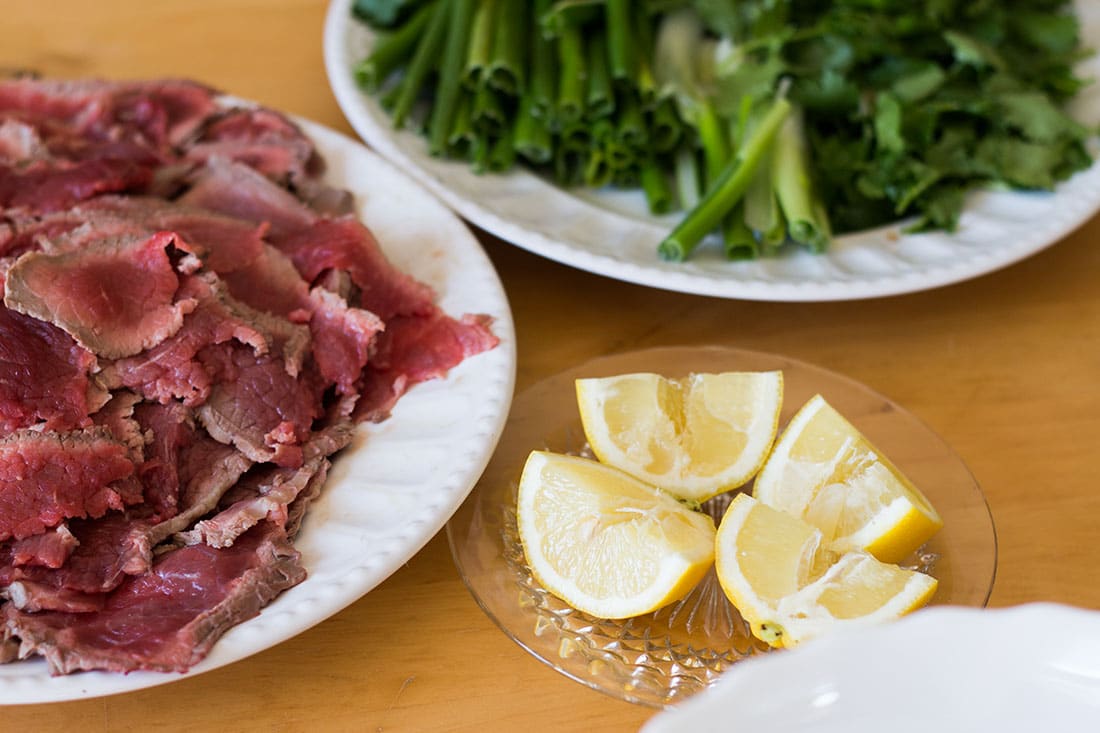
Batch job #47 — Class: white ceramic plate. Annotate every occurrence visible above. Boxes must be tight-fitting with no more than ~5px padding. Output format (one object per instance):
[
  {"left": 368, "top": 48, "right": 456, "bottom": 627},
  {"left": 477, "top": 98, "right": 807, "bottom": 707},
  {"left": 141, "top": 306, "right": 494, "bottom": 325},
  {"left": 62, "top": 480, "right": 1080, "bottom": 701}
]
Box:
[
  {"left": 641, "top": 603, "right": 1100, "bottom": 732},
  {"left": 324, "top": 0, "right": 1100, "bottom": 301},
  {"left": 0, "top": 117, "right": 516, "bottom": 704},
  {"left": 642, "top": 603, "right": 1100, "bottom": 726}
]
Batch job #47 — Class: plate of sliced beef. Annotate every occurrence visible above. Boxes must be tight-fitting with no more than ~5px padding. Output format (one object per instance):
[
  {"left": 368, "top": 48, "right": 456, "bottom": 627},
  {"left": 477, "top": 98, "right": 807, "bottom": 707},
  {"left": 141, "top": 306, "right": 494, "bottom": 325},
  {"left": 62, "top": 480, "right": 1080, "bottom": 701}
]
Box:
[{"left": 0, "top": 78, "right": 515, "bottom": 702}]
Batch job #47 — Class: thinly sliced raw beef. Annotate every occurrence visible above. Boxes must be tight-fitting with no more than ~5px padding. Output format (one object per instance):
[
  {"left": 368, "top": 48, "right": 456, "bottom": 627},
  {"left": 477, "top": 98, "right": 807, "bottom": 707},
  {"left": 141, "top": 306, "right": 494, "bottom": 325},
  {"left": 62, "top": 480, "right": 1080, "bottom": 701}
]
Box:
[
  {"left": 0, "top": 427, "right": 141, "bottom": 541},
  {"left": 196, "top": 343, "right": 325, "bottom": 467},
  {"left": 308, "top": 287, "right": 384, "bottom": 394},
  {"left": 4, "top": 231, "right": 195, "bottom": 359},
  {"left": 183, "top": 421, "right": 353, "bottom": 548},
  {"left": 133, "top": 434, "right": 253, "bottom": 553},
  {"left": 271, "top": 215, "right": 436, "bottom": 320},
  {"left": 91, "top": 391, "right": 146, "bottom": 460},
  {"left": 132, "top": 401, "right": 194, "bottom": 520},
  {"left": 0, "top": 78, "right": 217, "bottom": 149},
  {"left": 0, "top": 78, "right": 499, "bottom": 676},
  {"left": 0, "top": 206, "right": 151, "bottom": 258},
  {"left": 7, "top": 513, "right": 153, "bottom": 597},
  {"left": 77, "top": 196, "right": 269, "bottom": 274},
  {"left": 0, "top": 287, "right": 104, "bottom": 436},
  {"left": 185, "top": 107, "right": 317, "bottom": 182},
  {"left": 0, "top": 158, "right": 155, "bottom": 214},
  {"left": 4, "top": 522, "right": 305, "bottom": 674},
  {"left": 8, "top": 525, "right": 78, "bottom": 570},
  {"left": 357, "top": 312, "right": 498, "bottom": 421},
  {"left": 223, "top": 245, "right": 383, "bottom": 394},
  {"left": 101, "top": 272, "right": 308, "bottom": 405},
  {"left": 178, "top": 156, "right": 317, "bottom": 235}
]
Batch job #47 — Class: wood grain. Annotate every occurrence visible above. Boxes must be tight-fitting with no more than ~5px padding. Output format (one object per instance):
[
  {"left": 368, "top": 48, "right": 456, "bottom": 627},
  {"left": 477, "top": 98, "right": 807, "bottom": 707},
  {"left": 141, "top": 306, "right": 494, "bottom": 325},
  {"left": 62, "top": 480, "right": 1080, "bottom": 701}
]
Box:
[{"left": 5, "top": 1, "right": 1100, "bottom": 729}]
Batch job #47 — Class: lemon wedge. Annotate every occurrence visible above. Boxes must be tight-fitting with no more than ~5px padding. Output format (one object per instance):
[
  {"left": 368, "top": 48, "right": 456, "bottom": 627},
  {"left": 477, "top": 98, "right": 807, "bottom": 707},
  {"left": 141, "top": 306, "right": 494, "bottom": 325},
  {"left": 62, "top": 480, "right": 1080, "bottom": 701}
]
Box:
[
  {"left": 753, "top": 394, "right": 943, "bottom": 563},
  {"left": 715, "top": 494, "right": 938, "bottom": 648},
  {"left": 516, "top": 450, "right": 716, "bottom": 619},
  {"left": 575, "top": 371, "right": 783, "bottom": 501}
]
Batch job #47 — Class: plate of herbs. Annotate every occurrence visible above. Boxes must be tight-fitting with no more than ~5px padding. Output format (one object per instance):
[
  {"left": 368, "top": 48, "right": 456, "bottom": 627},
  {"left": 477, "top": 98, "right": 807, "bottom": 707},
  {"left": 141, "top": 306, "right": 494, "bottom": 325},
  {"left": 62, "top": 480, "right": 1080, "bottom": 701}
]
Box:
[{"left": 325, "top": 0, "right": 1100, "bottom": 300}]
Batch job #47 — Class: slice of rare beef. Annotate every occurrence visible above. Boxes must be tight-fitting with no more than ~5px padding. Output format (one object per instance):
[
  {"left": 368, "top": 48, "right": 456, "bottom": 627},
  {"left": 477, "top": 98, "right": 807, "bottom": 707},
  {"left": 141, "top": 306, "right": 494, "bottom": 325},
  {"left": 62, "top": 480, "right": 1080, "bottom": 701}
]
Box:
[
  {"left": 101, "top": 272, "right": 308, "bottom": 406},
  {"left": 0, "top": 78, "right": 218, "bottom": 150},
  {"left": 4, "top": 521, "right": 305, "bottom": 674},
  {"left": 178, "top": 156, "right": 317, "bottom": 236},
  {"left": 76, "top": 195, "right": 269, "bottom": 274},
  {"left": 196, "top": 343, "right": 325, "bottom": 468},
  {"left": 271, "top": 215, "right": 436, "bottom": 320},
  {"left": 0, "top": 427, "right": 141, "bottom": 541},
  {"left": 222, "top": 244, "right": 383, "bottom": 395},
  {"left": 184, "top": 107, "right": 318, "bottom": 182},
  {"left": 356, "top": 311, "right": 499, "bottom": 422},
  {"left": 307, "top": 287, "right": 384, "bottom": 395},
  {"left": 0, "top": 158, "right": 156, "bottom": 215},
  {"left": 132, "top": 400, "right": 195, "bottom": 521},
  {"left": 139, "top": 432, "right": 254, "bottom": 550},
  {"left": 3, "top": 231, "right": 196, "bottom": 359},
  {"left": 182, "top": 420, "right": 353, "bottom": 548},
  {"left": 8, "top": 524, "right": 79, "bottom": 570},
  {"left": 6, "top": 513, "right": 153, "bottom": 598},
  {"left": 0, "top": 281, "right": 104, "bottom": 436}
]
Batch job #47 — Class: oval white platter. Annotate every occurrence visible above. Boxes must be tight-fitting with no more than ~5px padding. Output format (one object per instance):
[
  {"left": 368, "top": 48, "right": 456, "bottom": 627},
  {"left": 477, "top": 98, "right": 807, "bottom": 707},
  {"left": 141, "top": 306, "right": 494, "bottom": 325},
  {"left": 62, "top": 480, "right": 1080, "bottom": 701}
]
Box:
[
  {"left": 0, "top": 117, "right": 516, "bottom": 704},
  {"left": 324, "top": 0, "right": 1100, "bottom": 301}
]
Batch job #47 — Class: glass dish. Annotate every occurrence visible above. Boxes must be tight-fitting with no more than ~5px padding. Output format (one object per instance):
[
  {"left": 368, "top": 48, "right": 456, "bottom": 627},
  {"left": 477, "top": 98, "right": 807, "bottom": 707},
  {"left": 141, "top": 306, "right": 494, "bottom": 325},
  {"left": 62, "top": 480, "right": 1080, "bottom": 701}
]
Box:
[{"left": 447, "top": 346, "right": 996, "bottom": 709}]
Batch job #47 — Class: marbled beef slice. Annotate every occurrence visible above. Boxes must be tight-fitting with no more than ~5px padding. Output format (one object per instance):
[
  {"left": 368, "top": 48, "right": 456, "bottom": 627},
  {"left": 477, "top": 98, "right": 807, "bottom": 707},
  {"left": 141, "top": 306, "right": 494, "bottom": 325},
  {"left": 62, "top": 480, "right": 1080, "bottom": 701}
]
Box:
[
  {"left": 3, "top": 231, "right": 196, "bottom": 359},
  {"left": 4, "top": 522, "right": 306, "bottom": 674}
]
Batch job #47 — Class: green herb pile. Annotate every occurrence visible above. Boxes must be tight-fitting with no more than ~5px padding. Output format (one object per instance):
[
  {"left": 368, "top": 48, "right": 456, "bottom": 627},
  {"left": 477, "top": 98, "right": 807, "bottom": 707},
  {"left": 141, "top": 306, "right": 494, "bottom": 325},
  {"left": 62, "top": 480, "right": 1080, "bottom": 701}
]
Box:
[{"left": 353, "top": 0, "right": 1094, "bottom": 261}]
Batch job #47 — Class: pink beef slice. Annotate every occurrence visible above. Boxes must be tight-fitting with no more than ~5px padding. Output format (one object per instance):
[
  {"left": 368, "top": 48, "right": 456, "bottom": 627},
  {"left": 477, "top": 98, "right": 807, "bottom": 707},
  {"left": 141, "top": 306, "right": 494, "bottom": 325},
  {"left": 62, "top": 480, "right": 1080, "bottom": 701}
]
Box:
[
  {"left": 196, "top": 342, "right": 325, "bottom": 468},
  {"left": 272, "top": 215, "right": 435, "bottom": 320},
  {"left": 75, "top": 196, "right": 269, "bottom": 274},
  {"left": 0, "top": 214, "right": 85, "bottom": 259},
  {"left": 0, "top": 427, "right": 141, "bottom": 541},
  {"left": 183, "top": 421, "right": 353, "bottom": 548},
  {"left": 90, "top": 391, "right": 146, "bottom": 461},
  {"left": 8, "top": 524, "right": 79, "bottom": 570},
  {"left": 0, "top": 157, "right": 155, "bottom": 214},
  {"left": 308, "top": 287, "right": 384, "bottom": 395},
  {"left": 132, "top": 401, "right": 195, "bottom": 520},
  {"left": 3, "top": 521, "right": 306, "bottom": 674},
  {"left": 222, "top": 244, "right": 383, "bottom": 395},
  {"left": 221, "top": 242, "right": 311, "bottom": 317},
  {"left": 0, "top": 78, "right": 217, "bottom": 150},
  {"left": 5, "top": 513, "right": 153, "bottom": 600},
  {"left": 0, "top": 206, "right": 153, "bottom": 259},
  {"left": 3, "top": 230, "right": 196, "bottom": 359},
  {"left": 30, "top": 435, "right": 257, "bottom": 605},
  {"left": 357, "top": 311, "right": 499, "bottom": 422},
  {"left": 0, "top": 286, "right": 103, "bottom": 436},
  {"left": 137, "top": 433, "right": 253, "bottom": 549},
  {"left": 184, "top": 107, "right": 318, "bottom": 182},
  {"left": 0, "top": 197, "right": 267, "bottom": 272},
  {"left": 177, "top": 159, "right": 435, "bottom": 320},
  {"left": 178, "top": 156, "right": 318, "bottom": 236},
  {"left": 101, "top": 272, "right": 308, "bottom": 406}
]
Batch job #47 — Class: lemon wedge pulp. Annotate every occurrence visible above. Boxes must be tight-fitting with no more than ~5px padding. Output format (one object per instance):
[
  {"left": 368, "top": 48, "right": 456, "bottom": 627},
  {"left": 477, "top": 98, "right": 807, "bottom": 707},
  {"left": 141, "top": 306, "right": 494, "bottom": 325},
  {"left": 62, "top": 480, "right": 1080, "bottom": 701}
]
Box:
[
  {"left": 753, "top": 394, "right": 943, "bottom": 563},
  {"left": 575, "top": 371, "right": 783, "bottom": 501},
  {"left": 715, "top": 494, "right": 938, "bottom": 647},
  {"left": 516, "top": 451, "right": 716, "bottom": 620}
]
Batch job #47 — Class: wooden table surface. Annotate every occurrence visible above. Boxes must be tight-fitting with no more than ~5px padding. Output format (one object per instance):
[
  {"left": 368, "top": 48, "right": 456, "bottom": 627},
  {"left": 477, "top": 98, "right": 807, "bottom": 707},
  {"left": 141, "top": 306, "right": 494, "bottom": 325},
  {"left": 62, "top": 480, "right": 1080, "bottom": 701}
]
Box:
[{"left": 6, "top": 1, "right": 1100, "bottom": 730}]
